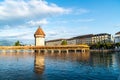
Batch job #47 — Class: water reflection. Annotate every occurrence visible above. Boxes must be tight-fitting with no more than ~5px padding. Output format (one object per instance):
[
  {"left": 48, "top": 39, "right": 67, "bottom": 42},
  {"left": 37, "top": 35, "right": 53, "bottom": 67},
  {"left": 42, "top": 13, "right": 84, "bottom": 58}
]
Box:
[
  {"left": 34, "top": 53, "right": 45, "bottom": 74},
  {"left": 45, "top": 52, "right": 90, "bottom": 62},
  {"left": 90, "top": 52, "right": 120, "bottom": 68},
  {"left": 33, "top": 52, "right": 120, "bottom": 68},
  {"left": 0, "top": 51, "right": 120, "bottom": 80}
]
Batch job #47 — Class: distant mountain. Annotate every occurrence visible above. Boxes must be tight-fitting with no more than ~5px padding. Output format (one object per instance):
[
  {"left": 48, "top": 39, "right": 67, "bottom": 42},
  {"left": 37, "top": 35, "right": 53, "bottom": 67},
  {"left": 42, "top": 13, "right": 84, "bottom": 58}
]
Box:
[
  {"left": 0, "top": 39, "right": 34, "bottom": 46},
  {"left": 0, "top": 40, "right": 14, "bottom": 46}
]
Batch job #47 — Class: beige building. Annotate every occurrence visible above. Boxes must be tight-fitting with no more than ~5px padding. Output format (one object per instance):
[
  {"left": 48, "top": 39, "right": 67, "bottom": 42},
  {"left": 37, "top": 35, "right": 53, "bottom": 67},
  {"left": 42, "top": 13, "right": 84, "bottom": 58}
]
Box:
[
  {"left": 66, "top": 34, "right": 93, "bottom": 45},
  {"left": 46, "top": 39, "right": 65, "bottom": 46},
  {"left": 34, "top": 27, "right": 45, "bottom": 46},
  {"left": 46, "top": 33, "right": 112, "bottom": 46},
  {"left": 46, "top": 34, "right": 93, "bottom": 46},
  {"left": 92, "top": 33, "right": 111, "bottom": 44},
  {"left": 74, "top": 34, "right": 93, "bottom": 45},
  {"left": 67, "top": 38, "right": 76, "bottom": 45},
  {"left": 46, "top": 38, "right": 77, "bottom": 46}
]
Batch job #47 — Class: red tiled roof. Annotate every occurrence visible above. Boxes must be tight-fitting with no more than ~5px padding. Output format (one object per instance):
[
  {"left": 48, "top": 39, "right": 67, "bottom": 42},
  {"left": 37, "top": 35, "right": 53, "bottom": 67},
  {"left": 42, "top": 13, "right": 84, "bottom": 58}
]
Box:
[{"left": 34, "top": 27, "right": 45, "bottom": 36}]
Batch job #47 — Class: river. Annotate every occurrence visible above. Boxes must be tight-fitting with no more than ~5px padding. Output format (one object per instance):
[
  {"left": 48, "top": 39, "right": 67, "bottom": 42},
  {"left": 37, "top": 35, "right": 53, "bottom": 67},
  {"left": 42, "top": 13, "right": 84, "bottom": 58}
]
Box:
[{"left": 0, "top": 51, "right": 120, "bottom": 80}]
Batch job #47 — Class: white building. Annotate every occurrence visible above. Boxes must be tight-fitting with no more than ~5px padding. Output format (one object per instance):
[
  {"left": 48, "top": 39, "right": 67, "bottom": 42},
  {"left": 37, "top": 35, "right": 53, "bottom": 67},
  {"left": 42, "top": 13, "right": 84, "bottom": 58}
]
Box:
[
  {"left": 92, "top": 33, "right": 111, "bottom": 44},
  {"left": 34, "top": 27, "right": 45, "bottom": 46},
  {"left": 115, "top": 32, "right": 120, "bottom": 43}
]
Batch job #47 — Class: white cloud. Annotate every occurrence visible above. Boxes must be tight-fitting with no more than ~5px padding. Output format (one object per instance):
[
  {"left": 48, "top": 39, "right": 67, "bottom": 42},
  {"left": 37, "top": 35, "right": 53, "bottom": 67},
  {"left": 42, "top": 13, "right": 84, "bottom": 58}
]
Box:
[
  {"left": 0, "top": 25, "right": 34, "bottom": 39},
  {"left": 0, "top": 0, "right": 71, "bottom": 21},
  {"left": 27, "top": 19, "right": 48, "bottom": 26},
  {"left": 0, "top": 0, "right": 92, "bottom": 43}
]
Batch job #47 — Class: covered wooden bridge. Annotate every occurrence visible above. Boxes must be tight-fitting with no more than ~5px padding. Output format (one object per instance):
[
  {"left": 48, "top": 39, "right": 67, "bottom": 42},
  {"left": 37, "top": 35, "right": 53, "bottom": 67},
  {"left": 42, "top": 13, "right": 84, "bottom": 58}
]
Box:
[{"left": 0, "top": 45, "right": 89, "bottom": 53}]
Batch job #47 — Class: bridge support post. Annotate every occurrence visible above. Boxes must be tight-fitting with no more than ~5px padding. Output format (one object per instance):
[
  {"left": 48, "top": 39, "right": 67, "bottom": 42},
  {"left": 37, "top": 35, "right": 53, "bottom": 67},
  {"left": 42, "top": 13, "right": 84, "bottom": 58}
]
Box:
[
  {"left": 10, "top": 50, "right": 13, "bottom": 53},
  {"left": 58, "top": 50, "right": 60, "bottom": 53},
  {"left": 75, "top": 49, "right": 76, "bottom": 53},
  {"left": 2, "top": 50, "right": 6, "bottom": 53},
  {"left": 44, "top": 50, "right": 46, "bottom": 53},
  {"left": 17, "top": 50, "right": 20, "bottom": 53},
  {"left": 66, "top": 49, "right": 69, "bottom": 54},
  {"left": 51, "top": 50, "right": 54, "bottom": 53},
  {"left": 35, "top": 50, "right": 40, "bottom": 53},
  {"left": 82, "top": 49, "right": 85, "bottom": 53},
  {"left": 32, "top": 50, "right": 34, "bottom": 53}
]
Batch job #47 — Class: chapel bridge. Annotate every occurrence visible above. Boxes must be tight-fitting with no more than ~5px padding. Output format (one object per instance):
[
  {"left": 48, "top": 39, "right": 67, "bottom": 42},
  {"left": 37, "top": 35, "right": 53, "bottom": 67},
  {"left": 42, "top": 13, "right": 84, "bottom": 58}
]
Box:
[{"left": 0, "top": 45, "right": 89, "bottom": 53}]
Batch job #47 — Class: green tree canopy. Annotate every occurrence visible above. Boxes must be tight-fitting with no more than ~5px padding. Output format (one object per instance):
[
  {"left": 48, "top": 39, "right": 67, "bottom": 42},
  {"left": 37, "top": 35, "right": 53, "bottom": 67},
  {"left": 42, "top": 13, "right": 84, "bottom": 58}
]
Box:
[
  {"left": 61, "top": 40, "right": 67, "bottom": 45},
  {"left": 115, "top": 42, "right": 120, "bottom": 47},
  {"left": 90, "top": 42, "right": 115, "bottom": 49},
  {"left": 14, "top": 40, "right": 21, "bottom": 46}
]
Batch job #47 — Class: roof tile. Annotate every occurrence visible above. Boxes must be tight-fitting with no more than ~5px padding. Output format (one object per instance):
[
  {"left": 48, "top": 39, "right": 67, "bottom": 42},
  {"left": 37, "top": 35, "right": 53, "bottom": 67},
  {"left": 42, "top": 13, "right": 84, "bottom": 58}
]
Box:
[{"left": 34, "top": 27, "right": 45, "bottom": 36}]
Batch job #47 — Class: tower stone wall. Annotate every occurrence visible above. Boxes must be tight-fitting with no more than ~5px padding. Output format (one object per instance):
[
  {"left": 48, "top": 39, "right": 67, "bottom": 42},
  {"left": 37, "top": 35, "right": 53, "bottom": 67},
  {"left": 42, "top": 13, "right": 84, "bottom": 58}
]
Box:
[{"left": 34, "top": 27, "right": 45, "bottom": 46}]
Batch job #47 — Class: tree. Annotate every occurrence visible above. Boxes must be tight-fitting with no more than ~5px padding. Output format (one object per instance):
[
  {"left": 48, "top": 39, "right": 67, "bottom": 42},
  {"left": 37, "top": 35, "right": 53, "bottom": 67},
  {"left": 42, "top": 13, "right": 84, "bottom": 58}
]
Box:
[
  {"left": 90, "top": 41, "right": 115, "bottom": 49},
  {"left": 115, "top": 42, "right": 120, "bottom": 47},
  {"left": 14, "top": 40, "right": 21, "bottom": 46},
  {"left": 61, "top": 40, "right": 67, "bottom": 45}
]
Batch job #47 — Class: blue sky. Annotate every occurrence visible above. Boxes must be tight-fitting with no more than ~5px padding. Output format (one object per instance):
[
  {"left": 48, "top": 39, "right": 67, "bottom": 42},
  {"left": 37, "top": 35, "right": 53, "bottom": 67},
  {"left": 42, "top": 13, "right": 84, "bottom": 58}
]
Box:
[{"left": 0, "top": 0, "right": 120, "bottom": 44}]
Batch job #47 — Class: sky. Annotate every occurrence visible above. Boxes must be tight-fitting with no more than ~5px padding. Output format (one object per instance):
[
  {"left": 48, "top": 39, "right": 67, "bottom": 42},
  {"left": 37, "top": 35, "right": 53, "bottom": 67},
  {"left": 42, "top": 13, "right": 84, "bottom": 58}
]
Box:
[{"left": 0, "top": 0, "right": 120, "bottom": 44}]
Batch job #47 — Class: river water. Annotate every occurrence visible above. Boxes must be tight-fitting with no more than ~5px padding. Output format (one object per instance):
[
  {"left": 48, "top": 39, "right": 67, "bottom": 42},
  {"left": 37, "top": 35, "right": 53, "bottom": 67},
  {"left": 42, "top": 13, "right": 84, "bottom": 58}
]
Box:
[{"left": 0, "top": 51, "right": 120, "bottom": 80}]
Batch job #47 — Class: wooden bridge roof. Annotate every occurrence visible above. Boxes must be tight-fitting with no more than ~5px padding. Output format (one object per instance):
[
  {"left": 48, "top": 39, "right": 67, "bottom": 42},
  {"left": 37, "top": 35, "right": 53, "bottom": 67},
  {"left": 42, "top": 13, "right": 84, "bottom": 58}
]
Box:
[{"left": 0, "top": 45, "right": 89, "bottom": 50}]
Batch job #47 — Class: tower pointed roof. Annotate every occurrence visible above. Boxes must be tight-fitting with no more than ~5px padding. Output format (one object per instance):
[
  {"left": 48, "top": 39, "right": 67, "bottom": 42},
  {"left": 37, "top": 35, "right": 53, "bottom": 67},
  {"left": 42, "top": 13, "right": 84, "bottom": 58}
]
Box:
[{"left": 34, "top": 26, "right": 45, "bottom": 36}]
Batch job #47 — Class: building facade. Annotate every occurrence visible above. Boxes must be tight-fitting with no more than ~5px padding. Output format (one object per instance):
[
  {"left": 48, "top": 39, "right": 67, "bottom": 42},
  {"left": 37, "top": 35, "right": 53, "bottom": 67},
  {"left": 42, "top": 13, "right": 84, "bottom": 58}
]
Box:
[
  {"left": 92, "top": 33, "right": 111, "bottom": 44},
  {"left": 46, "top": 33, "right": 112, "bottom": 46},
  {"left": 34, "top": 27, "right": 45, "bottom": 46},
  {"left": 46, "top": 39, "right": 65, "bottom": 46},
  {"left": 67, "top": 38, "right": 77, "bottom": 45},
  {"left": 115, "top": 32, "right": 120, "bottom": 43},
  {"left": 74, "top": 34, "right": 93, "bottom": 45}
]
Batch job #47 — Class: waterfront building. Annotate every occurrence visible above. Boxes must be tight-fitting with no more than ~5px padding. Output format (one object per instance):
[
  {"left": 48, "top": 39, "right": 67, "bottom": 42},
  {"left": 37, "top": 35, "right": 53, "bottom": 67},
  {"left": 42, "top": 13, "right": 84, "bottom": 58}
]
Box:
[
  {"left": 46, "top": 39, "right": 65, "bottom": 46},
  {"left": 34, "top": 27, "right": 45, "bottom": 46},
  {"left": 115, "top": 31, "right": 120, "bottom": 43},
  {"left": 73, "top": 34, "right": 93, "bottom": 45},
  {"left": 46, "top": 34, "right": 93, "bottom": 46},
  {"left": 67, "top": 38, "right": 77, "bottom": 45},
  {"left": 46, "top": 33, "right": 112, "bottom": 46},
  {"left": 92, "top": 33, "right": 111, "bottom": 44}
]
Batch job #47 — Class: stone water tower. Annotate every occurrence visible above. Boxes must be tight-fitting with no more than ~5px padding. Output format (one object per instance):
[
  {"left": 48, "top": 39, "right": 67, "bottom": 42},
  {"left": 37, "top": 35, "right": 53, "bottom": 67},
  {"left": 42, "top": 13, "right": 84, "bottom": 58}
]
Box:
[{"left": 34, "top": 27, "right": 45, "bottom": 46}]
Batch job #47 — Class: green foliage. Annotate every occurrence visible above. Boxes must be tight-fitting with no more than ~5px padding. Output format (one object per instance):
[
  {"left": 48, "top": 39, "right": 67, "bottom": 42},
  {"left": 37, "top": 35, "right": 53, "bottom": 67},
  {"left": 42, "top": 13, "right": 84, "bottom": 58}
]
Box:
[
  {"left": 14, "top": 40, "right": 21, "bottom": 46},
  {"left": 115, "top": 42, "right": 120, "bottom": 47},
  {"left": 90, "top": 42, "right": 115, "bottom": 49},
  {"left": 61, "top": 40, "right": 67, "bottom": 45}
]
